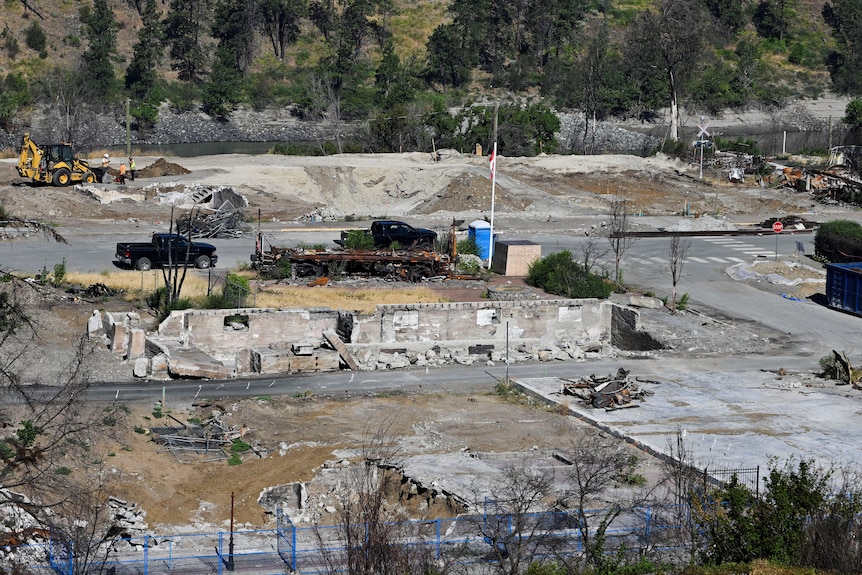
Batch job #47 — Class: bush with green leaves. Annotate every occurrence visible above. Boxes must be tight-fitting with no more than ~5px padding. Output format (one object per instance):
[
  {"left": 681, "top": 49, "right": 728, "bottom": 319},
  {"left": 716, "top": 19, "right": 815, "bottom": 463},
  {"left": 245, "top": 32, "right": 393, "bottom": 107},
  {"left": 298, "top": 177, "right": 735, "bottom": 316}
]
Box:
[
  {"left": 24, "top": 21, "right": 47, "bottom": 55},
  {"left": 341, "top": 229, "right": 375, "bottom": 250},
  {"left": 714, "top": 136, "right": 761, "bottom": 155},
  {"left": 844, "top": 97, "right": 862, "bottom": 129},
  {"left": 52, "top": 258, "right": 66, "bottom": 287},
  {"left": 147, "top": 286, "right": 195, "bottom": 322},
  {"left": 527, "top": 250, "right": 613, "bottom": 299},
  {"left": 693, "top": 457, "right": 862, "bottom": 570},
  {"left": 457, "top": 236, "right": 481, "bottom": 256},
  {"left": 223, "top": 273, "right": 250, "bottom": 307},
  {"left": 814, "top": 219, "right": 862, "bottom": 263}
]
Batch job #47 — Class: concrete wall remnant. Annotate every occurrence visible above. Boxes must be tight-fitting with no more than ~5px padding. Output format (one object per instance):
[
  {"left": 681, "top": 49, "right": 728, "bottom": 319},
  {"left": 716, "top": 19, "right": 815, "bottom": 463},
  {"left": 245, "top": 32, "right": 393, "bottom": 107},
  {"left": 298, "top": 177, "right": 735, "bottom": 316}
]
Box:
[{"left": 106, "top": 298, "right": 651, "bottom": 380}]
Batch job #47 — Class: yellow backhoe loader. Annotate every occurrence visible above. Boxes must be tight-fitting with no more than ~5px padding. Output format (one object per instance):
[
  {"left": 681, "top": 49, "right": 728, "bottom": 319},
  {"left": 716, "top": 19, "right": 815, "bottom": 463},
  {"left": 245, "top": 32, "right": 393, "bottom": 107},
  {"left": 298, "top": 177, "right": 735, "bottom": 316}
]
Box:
[{"left": 16, "top": 133, "right": 102, "bottom": 186}]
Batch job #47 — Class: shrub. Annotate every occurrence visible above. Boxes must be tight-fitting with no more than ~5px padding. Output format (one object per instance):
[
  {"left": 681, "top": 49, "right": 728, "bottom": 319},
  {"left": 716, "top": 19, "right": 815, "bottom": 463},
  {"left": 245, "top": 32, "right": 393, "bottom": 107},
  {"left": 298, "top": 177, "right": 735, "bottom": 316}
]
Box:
[
  {"left": 231, "top": 439, "right": 251, "bottom": 453},
  {"left": 527, "top": 250, "right": 613, "bottom": 299},
  {"left": 147, "top": 286, "right": 195, "bottom": 322},
  {"left": 342, "top": 229, "right": 375, "bottom": 250},
  {"left": 24, "top": 22, "right": 46, "bottom": 54},
  {"left": 714, "top": 136, "right": 761, "bottom": 155},
  {"left": 457, "top": 236, "right": 481, "bottom": 256},
  {"left": 814, "top": 219, "right": 862, "bottom": 263},
  {"left": 223, "top": 273, "right": 250, "bottom": 307},
  {"left": 843, "top": 97, "right": 862, "bottom": 129},
  {"left": 52, "top": 258, "right": 66, "bottom": 287}
]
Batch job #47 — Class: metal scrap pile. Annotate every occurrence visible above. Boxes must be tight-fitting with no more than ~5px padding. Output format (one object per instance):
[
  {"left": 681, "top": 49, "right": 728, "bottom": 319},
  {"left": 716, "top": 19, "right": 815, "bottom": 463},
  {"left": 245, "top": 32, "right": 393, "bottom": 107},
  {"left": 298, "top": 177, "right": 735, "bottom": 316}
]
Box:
[
  {"left": 150, "top": 410, "right": 251, "bottom": 463},
  {"left": 560, "top": 367, "right": 656, "bottom": 410},
  {"left": 771, "top": 147, "right": 862, "bottom": 207},
  {"left": 177, "top": 202, "right": 252, "bottom": 238}
]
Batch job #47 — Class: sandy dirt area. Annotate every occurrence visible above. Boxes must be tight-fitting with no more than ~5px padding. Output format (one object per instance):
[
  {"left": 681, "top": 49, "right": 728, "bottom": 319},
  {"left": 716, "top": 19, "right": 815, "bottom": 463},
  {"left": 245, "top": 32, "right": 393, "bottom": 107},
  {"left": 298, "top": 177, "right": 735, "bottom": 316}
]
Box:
[
  {"left": 0, "top": 147, "right": 850, "bottom": 535},
  {"left": 0, "top": 150, "right": 833, "bottom": 227},
  {"left": 105, "top": 392, "right": 597, "bottom": 531}
]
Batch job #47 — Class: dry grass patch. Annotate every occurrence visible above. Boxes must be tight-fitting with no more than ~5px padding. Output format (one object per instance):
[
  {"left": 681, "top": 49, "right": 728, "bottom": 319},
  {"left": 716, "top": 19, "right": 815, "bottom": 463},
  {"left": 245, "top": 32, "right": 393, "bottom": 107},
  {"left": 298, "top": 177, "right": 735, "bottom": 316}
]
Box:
[
  {"left": 66, "top": 271, "right": 449, "bottom": 312},
  {"left": 66, "top": 271, "right": 213, "bottom": 302},
  {"left": 255, "top": 285, "right": 449, "bottom": 313}
]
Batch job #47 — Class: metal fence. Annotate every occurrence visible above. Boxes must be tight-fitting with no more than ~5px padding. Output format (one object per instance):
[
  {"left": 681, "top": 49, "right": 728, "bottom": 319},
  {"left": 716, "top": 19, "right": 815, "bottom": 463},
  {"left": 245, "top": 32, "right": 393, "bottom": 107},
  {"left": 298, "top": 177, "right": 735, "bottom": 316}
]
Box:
[
  {"left": 274, "top": 503, "right": 689, "bottom": 574},
  {"left": 707, "top": 465, "right": 761, "bottom": 498},
  {"left": 0, "top": 503, "right": 691, "bottom": 574}
]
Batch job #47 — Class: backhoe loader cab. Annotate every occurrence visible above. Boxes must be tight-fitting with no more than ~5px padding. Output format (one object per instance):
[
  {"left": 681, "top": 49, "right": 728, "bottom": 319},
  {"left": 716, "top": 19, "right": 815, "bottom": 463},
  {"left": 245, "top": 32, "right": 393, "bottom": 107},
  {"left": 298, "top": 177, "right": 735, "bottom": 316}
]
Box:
[{"left": 17, "top": 133, "right": 99, "bottom": 186}]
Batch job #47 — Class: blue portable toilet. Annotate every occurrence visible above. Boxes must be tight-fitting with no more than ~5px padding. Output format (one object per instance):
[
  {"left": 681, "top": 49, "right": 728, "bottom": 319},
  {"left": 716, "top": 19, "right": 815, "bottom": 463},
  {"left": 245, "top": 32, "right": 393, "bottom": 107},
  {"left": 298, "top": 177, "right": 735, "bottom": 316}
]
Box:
[{"left": 468, "top": 220, "right": 492, "bottom": 260}]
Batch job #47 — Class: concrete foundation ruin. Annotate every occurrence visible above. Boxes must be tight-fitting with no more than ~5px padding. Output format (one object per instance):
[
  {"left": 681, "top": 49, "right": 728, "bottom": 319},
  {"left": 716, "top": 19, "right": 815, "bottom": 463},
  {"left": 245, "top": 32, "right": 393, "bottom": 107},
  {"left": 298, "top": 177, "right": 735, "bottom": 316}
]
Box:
[{"left": 93, "top": 298, "right": 662, "bottom": 379}]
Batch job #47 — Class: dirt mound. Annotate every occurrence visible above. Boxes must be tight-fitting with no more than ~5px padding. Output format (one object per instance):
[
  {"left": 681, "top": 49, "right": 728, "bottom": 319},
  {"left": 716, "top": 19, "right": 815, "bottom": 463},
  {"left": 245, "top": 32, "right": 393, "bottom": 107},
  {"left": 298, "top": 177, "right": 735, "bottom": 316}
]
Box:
[{"left": 136, "top": 158, "right": 191, "bottom": 178}]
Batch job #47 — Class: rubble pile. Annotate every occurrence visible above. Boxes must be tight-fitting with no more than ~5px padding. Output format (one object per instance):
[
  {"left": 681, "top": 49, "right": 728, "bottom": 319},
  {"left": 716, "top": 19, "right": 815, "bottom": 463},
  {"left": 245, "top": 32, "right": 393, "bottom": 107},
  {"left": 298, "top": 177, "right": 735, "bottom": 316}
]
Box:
[
  {"left": 176, "top": 202, "right": 252, "bottom": 238},
  {"left": 560, "top": 367, "right": 656, "bottom": 410},
  {"left": 296, "top": 206, "right": 342, "bottom": 222},
  {"left": 107, "top": 496, "right": 150, "bottom": 545},
  {"left": 0, "top": 490, "right": 48, "bottom": 569}
]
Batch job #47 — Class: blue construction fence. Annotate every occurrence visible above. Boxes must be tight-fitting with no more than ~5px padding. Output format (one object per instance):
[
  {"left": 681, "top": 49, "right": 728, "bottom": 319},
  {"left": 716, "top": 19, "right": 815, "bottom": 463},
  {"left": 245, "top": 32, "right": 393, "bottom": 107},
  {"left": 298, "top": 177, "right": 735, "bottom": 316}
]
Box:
[
  {"left": 275, "top": 503, "right": 691, "bottom": 574},
  {"left": 3, "top": 503, "right": 691, "bottom": 574}
]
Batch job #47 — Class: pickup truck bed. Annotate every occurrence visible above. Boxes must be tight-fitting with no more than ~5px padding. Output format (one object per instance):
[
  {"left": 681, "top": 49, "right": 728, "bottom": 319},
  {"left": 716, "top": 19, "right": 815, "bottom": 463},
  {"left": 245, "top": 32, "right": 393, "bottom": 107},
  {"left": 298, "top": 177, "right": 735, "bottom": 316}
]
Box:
[{"left": 335, "top": 220, "right": 437, "bottom": 249}]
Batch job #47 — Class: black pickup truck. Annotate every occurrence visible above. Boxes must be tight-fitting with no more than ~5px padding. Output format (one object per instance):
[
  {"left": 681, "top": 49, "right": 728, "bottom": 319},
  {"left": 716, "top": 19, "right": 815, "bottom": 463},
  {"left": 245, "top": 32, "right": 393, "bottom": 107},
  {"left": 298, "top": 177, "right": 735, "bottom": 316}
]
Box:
[
  {"left": 336, "top": 220, "right": 437, "bottom": 249},
  {"left": 116, "top": 233, "right": 218, "bottom": 271}
]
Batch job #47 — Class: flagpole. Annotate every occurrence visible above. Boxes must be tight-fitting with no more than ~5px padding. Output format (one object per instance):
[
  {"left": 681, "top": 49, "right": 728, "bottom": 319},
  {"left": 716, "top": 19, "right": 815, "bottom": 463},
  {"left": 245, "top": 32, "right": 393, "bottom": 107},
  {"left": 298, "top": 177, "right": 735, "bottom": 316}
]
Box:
[{"left": 488, "top": 140, "right": 497, "bottom": 269}]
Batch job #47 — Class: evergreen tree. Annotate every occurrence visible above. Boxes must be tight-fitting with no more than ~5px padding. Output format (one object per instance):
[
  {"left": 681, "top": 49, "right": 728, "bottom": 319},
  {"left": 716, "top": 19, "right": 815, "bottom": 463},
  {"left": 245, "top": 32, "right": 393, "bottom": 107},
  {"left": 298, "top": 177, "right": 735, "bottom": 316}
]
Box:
[
  {"left": 81, "top": 0, "right": 120, "bottom": 100},
  {"left": 823, "top": 0, "right": 862, "bottom": 94},
  {"left": 308, "top": 0, "right": 336, "bottom": 41},
  {"left": 164, "top": 0, "right": 212, "bottom": 83},
  {"left": 125, "top": 0, "right": 164, "bottom": 101},
  {"left": 212, "top": 0, "right": 256, "bottom": 74},
  {"left": 258, "top": 0, "right": 306, "bottom": 60},
  {"left": 202, "top": 44, "right": 244, "bottom": 118}
]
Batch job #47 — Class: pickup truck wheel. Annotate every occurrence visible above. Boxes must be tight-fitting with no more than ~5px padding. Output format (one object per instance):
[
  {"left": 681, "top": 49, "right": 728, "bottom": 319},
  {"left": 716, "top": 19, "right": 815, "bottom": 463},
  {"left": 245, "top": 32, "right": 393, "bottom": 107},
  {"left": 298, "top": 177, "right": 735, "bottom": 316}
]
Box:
[
  {"left": 52, "top": 168, "right": 72, "bottom": 186},
  {"left": 195, "top": 255, "right": 212, "bottom": 269},
  {"left": 135, "top": 258, "right": 153, "bottom": 271}
]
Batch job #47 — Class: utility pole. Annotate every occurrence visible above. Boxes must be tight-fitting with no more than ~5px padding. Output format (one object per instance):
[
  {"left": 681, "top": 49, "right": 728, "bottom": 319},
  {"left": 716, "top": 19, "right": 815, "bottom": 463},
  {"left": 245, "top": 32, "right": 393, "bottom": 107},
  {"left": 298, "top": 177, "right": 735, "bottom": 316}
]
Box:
[{"left": 125, "top": 98, "right": 131, "bottom": 156}]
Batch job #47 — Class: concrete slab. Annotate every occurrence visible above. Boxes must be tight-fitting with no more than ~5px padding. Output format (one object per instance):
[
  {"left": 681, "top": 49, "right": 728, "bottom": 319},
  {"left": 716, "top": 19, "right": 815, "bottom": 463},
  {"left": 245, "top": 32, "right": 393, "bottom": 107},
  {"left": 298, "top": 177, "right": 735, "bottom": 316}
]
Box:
[{"left": 516, "top": 369, "right": 862, "bottom": 484}]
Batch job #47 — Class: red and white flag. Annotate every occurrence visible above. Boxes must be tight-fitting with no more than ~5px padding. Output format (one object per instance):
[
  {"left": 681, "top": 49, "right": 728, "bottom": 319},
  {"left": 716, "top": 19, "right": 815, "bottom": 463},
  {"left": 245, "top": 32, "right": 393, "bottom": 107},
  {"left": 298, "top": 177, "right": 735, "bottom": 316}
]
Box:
[{"left": 489, "top": 150, "right": 496, "bottom": 179}]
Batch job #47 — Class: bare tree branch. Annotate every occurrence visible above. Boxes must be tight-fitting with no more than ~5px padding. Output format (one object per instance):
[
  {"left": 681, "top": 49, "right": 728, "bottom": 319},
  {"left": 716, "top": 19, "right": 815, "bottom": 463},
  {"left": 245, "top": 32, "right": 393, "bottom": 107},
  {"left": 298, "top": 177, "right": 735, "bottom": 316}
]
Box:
[
  {"left": 607, "top": 197, "right": 637, "bottom": 286},
  {"left": 668, "top": 233, "right": 691, "bottom": 310}
]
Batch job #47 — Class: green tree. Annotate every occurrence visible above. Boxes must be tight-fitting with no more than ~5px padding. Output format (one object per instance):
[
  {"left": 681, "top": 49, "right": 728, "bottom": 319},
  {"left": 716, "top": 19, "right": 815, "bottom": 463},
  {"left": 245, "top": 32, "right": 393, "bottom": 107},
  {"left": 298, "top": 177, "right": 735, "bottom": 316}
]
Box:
[
  {"left": 753, "top": 0, "right": 795, "bottom": 41},
  {"left": 375, "top": 40, "right": 415, "bottom": 109},
  {"left": 125, "top": 0, "right": 164, "bottom": 102},
  {"left": 308, "top": 0, "right": 336, "bottom": 41},
  {"left": 212, "top": 0, "right": 256, "bottom": 74},
  {"left": 0, "top": 72, "right": 31, "bottom": 130},
  {"left": 823, "top": 0, "right": 862, "bottom": 94},
  {"left": 845, "top": 98, "right": 862, "bottom": 129},
  {"left": 164, "top": 0, "right": 212, "bottom": 83},
  {"left": 424, "top": 23, "right": 475, "bottom": 89},
  {"left": 704, "top": 0, "right": 747, "bottom": 34},
  {"left": 202, "top": 44, "right": 244, "bottom": 118},
  {"left": 258, "top": 0, "right": 306, "bottom": 60},
  {"left": 81, "top": 0, "right": 120, "bottom": 99},
  {"left": 625, "top": 0, "right": 713, "bottom": 140}
]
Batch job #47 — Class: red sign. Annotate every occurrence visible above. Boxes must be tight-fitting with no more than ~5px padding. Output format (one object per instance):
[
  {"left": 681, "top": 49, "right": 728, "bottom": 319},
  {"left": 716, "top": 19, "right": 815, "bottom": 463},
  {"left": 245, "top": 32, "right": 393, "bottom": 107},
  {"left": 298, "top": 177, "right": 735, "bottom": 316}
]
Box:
[{"left": 772, "top": 221, "right": 784, "bottom": 233}]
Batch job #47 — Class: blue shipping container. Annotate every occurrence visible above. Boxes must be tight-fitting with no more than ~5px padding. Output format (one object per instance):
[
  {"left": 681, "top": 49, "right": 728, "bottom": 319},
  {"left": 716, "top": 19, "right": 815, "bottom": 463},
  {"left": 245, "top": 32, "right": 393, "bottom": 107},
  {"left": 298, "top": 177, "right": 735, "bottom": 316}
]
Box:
[{"left": 825, "top": 262, "right": 862, "bottom": 317}]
